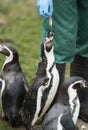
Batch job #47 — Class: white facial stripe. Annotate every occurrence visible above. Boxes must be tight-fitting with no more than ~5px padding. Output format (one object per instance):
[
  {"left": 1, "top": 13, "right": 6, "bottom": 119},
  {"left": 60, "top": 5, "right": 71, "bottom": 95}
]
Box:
[
  {"left": 57, "top": 114, "right": 63, "bottom": 130},
  {"left": 2, "top": 46, "right": 13, "bottom": 70}
]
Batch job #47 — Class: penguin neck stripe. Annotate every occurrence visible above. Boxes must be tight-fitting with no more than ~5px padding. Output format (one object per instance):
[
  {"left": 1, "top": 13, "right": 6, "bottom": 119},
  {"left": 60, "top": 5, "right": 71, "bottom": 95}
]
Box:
[{"left": 2, "top": 46, "right": 13, "bottom": 71}]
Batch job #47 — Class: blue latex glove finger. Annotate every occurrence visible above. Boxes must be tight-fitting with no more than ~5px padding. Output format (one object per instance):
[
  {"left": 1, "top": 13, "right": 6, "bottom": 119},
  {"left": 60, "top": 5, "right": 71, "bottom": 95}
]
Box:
[
  {"left": 40, "top": 7, "right": 49, "bottom": 18},
  {"left": 36, "top": 0, "right": 53, "bottom": 18},
  {"left": 49, "top": 2, "right": 53, "bottom": 16}
]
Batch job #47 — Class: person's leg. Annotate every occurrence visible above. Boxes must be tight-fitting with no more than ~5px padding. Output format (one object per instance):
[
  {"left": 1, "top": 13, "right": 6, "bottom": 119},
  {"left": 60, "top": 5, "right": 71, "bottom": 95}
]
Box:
[
  {"left": 40, "top": 0, "right": 78, "bottom": 91},
  {"left": 70, "top": 55, "right": 88, "bottom": 81},
  {"left": 70, "top": 0, "right": 88, "bottom": 122}
]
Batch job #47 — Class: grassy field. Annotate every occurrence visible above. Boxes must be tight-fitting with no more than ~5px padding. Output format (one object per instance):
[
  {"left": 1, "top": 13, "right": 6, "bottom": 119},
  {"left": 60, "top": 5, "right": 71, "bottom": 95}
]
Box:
[
  {"left": 0, "top": 1, "right": 87, "bottom": 130},
  {"left": 0, "top": 0, "right": 42, "bottom": 82}
]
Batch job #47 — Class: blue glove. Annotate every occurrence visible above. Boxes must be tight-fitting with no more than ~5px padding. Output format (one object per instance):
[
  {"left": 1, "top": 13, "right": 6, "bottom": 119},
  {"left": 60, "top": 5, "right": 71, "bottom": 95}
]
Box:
[{"left": 37, "top": 0, "right": 53, "bottom": 18}]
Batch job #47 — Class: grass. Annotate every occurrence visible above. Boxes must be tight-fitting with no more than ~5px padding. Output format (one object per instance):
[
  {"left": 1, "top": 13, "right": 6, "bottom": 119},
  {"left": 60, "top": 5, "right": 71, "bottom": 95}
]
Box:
[
  {"left": 0, "top": 0, "right": 42, "bottom": 83},
  {"left": 0, "top": 0, "right": 70, "bottom": 130}
]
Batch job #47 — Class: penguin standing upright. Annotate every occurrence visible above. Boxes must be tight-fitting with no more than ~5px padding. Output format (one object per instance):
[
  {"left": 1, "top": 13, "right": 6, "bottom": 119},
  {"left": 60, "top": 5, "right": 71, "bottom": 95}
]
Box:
[
  {"left": 21, "top": 31, "right": 60, "bottom": 130},
  {"left": 0, "top": 44, "right": 28, "bottom": 127},
  {"left": 42, "top": 76, "right": 88, "bottom": 130}
]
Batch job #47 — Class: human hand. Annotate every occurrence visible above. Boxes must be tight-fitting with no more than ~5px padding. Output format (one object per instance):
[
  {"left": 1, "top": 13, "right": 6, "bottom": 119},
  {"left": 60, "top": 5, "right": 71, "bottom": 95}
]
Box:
[{"left": 36, "top": 0, "right": 53, "bottom": 18}]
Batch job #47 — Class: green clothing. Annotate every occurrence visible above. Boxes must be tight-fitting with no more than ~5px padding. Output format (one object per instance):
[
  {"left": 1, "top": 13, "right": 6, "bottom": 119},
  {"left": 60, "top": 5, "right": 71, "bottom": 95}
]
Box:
[{"left": 40, "top": 0, "right": 88, "bottom": 63}]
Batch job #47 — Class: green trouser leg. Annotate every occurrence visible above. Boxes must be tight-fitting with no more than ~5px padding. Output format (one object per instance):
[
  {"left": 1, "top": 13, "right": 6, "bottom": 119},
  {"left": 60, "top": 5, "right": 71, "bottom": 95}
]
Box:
[
  {"left": 76, "top": 0, "right": 88, "bottom": 57},
  {"left": 40, "top": 0, "right": 78, "bottom": 63}
]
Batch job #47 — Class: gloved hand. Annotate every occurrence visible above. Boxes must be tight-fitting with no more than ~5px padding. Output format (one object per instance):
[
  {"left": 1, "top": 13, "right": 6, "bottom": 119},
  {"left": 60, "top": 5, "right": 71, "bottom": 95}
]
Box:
[{"left": 36, "top": 0, "right": 53, "bottom": 18}]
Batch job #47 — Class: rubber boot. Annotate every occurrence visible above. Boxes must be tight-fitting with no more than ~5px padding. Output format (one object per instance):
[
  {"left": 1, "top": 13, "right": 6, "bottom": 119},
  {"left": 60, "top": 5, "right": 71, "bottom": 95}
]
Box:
[
  {"left": 70, "top": 55, "right": 88, "bottom": 122},
  {"left": 56, "top": 63, "right": 66, "bottom": 89}
]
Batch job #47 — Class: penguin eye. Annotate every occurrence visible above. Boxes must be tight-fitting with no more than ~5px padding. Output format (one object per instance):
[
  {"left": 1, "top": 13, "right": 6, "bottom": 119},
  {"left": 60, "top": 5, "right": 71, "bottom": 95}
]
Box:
[
  {"left": 3, "top": 48, "right": 10, "bottom": 56},
  {"left": 43, "top": 78, "right": 49, "bottom": 86},
  {"left": 73, "top": 83, "right": 80, "bottom": 89}
]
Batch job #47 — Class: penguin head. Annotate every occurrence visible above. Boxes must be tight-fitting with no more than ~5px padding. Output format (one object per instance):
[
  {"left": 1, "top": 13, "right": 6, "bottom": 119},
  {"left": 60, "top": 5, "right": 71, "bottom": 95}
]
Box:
[
  {"left": 66, "top": 76, "right": 87, "bottom": 99},
  {"left": 62, "top": 76, "right": 87, "bottom": 91},
  {"left": 0, "top": 43, "right": 19, "bottom": 63},
  {"left": 72, "top": 79, "right": 87, "bottom": 90},
  {"left": 41, "top": 31, "right": 54, "bottom": 60},
  {"left": 44, "top": 31, "right": 54, "bottom": 52}
]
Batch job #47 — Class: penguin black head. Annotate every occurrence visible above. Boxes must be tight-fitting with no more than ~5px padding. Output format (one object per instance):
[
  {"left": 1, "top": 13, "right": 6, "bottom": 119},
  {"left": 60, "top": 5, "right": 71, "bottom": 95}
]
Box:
[
  {"left": 62, "top": 76, "right": 86, "bottom": 91},
  {"left": 0, "top": 43, "right": 19, "bottom": 63},
  {"left": 41, "top": 31, "right": 54, "bottom": 61},
  {"left": 68, "top": 76, "right": 86, "bottom": 91}
]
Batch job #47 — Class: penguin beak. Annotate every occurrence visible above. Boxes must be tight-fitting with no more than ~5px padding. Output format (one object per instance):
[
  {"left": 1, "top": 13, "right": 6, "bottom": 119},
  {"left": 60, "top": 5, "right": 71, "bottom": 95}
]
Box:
[{"left": 0, "top": 44, "right": 10, "bottom": 56}]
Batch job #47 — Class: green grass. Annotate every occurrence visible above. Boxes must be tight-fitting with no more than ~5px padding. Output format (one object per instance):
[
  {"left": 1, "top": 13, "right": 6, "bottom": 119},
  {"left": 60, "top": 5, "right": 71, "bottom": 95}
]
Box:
[
  {"left": 0, "top": 0, "right": 70, "bottom": 130},
  {"left": 0, "top": 0, "right": 42, "bottom": 83}
]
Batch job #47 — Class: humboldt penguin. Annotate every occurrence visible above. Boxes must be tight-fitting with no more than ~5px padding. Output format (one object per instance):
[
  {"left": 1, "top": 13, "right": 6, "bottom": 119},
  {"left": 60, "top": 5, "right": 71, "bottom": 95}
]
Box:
[
  {"left": 0, "top": 43, "right": 28, "bottom": 127},
  {"left": 42, "top": 76, "right": 87, "bottom": 130},
  {"left": 21, "top": 31, "right": 60, "bottom": 130}
]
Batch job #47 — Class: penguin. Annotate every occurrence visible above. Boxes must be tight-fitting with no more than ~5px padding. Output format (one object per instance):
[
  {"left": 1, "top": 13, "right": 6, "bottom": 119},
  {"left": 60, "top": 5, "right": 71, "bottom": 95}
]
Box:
[
  {"left": 0, "top": 43, "right": 28, "bottom": 127},
  {"left": 41, "top": 76, "right": 88, "bottom": 130},
  {"left": 21, "top": 31, "right": 60, "bottom": 130}
]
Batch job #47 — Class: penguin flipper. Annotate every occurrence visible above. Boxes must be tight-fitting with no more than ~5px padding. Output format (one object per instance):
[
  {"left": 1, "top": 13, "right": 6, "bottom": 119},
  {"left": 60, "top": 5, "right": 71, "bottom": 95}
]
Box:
[{"left": 61, "top": 112, "right": 78, "bottom": 130}]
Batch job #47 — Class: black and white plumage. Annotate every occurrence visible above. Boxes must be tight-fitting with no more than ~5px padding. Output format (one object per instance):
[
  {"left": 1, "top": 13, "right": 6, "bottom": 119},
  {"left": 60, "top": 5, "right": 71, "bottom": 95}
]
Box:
[
  {"left": 21, "top": 31, "right": 60, "bottom": 130},
  {"left": 42, "top": 76, "right": 87, "bottom": 130},
  {"left": 0, "top": 44, "right": 28, "bottom": 127}
]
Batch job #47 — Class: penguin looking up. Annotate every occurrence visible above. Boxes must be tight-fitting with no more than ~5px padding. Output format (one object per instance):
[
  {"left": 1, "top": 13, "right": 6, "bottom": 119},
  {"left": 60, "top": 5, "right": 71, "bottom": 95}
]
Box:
[
  {"left": 21, "top": 31, "right": 60, "bottom": 130},
  {"left": 42, "top": 76, "right": 88, "bottom": 130},
  {"left": 0, "top": 43, "right": 28, "bottom": 127}
]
